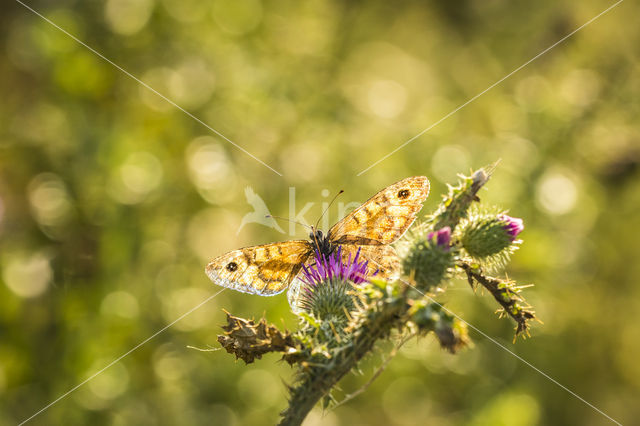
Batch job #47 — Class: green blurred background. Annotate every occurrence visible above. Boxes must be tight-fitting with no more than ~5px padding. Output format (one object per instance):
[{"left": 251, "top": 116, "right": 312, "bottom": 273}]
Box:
[{"left": 1, "top": 0, "right": 639, "bottom": 425}]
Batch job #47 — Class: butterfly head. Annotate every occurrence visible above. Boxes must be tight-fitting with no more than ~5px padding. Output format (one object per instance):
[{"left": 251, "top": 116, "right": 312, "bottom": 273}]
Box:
[{"left": 309, "top": 228, "right": 333, "bottom": 256}]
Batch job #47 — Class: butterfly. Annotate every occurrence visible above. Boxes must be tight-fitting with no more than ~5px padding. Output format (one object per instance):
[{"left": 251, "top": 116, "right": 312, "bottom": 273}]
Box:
[{"left": 205, "top": 176, "right": 430, "bottom": 295}]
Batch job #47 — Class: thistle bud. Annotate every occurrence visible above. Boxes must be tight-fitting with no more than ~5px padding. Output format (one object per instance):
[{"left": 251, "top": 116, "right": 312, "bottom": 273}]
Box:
[
  {"left": 402, "top": 227, "right": 456, "bottom": 291},
  {"left": 500, "top": 214, "right": 524, "bottom": 241},
  {"left": 428, "top": 227, "right": 452, "bottom": 248},
  {"left": 461, "top": 214, "right": 524, "bottom": 259}
]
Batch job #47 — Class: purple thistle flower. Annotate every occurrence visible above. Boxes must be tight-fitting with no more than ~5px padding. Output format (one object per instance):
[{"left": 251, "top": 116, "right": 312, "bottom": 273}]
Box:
[
  {"left": 499, "top": 215, "right": 524, "bottom": 241},
  {"left": 427, "top": 226, "right": 452, "bottom": 250},
  {"left": 300, "top": 246, "right": 373, "bottom": 290}
]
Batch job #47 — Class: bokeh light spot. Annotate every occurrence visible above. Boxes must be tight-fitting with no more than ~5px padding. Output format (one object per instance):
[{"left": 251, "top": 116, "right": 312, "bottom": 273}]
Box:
[
  {"left": 139, "top": 67, "right": 175, "bottom": 112},
  {"left": 28, "top": 173, "right": 73, "bottom": 227},
  {"left": 186, "top": 137, "right": 238, "bottom": 204},
  {"left": 168, "top": 59, "right": 216, "bottom": 108},
  {"left": 120, "top": 152, "right": 163, "bottom": 194},
  {"left": 3, "top": 252, "right": 52, "bottom": 298},
  {"left": 105, "top": 0, "right": 155, "bottom": 36},
  {"left": 536, "top": 170, "right": 578, "bottom": 215},
  {"left": 109, "top": 152, "right": 163, "bottom": 204},
  {"left": 88, "top": 360, "right": 129, "bottom": 400},
  {"left": 560, "top": 69, "right": 601, "bottom": 108},
  {"left": 187, "top": 137, "right": 232, "bottom": 189},
  {"left": 153, "top": 349, "right": 188, "bottom": 382},
  {"left": 367, "top": 79, "right": 408, "bottom": 118},
  {"left": 101, "top": 291, "right": 140, "bottom": 319}
]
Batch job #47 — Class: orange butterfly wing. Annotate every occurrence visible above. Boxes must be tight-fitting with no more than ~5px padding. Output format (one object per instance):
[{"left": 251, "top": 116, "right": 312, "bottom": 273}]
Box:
[
  {"left": 329, "top": 176, "right": 430, "bottom": 245},
  {"left": 329, "top": 176, "right": 429, "bottom": 280},
  {"left": 205, "top": 241, "right": 312, "bottom": 295}
]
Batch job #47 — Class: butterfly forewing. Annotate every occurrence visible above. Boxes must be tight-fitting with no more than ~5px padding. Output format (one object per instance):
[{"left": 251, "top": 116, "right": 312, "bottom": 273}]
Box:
[
  {"left": 205, "top": 241, "right": 312, "bottom": 295},
  {"left": 329, "top": 176, "right": 430, "bottom": 245}
]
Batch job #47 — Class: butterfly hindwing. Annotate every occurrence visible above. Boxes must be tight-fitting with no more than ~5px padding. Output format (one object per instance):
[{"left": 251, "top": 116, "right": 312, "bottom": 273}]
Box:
[
  {"left": 338, "top": 244, "right": 401, "bottom": 281},
  {"left": 205, "top": 241, "right": 312, "bottom": 295},
  {"left": 329, "top": 176, "right": 430, "bottom": 245}
]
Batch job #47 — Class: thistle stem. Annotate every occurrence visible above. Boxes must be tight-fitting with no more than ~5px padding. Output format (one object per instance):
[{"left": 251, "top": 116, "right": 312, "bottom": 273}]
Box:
[
  {"left": 459, "top": 262, "right": 535, "bottom": 336},
  {"left": 279, "top": 297, "right": 407, "bottom": 426}
]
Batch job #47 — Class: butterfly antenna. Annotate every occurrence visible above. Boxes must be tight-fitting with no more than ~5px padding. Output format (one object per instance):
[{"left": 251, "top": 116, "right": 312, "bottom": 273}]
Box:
[
  {"left": 315, "top": 190, "right": 344, "bottom": 231},
  {"left": 265, "top": 215, "right": 312, "bottom": 231}
]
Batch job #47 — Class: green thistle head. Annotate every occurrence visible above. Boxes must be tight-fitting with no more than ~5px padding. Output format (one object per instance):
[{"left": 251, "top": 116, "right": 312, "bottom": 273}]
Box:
[
  {"left": 302, "top": 278, "right": 355, "bottom": 321},
  {"left": 288, "top": 247, "right": 372, "bottom": 324},
  {"left": 402, "top": 226, "right": 456, "bottom": 291},
  {"left": 460, "top": 211, "right": 524, "bottom": 270}
]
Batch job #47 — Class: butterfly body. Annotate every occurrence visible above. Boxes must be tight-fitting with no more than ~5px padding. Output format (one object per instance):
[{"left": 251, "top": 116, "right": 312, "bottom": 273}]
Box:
[
  {"left": 206, "top": 176, "right": 430, "bottom": 296},
  {"left": 309, "top": 229, "right": 336, "bottom": 258}
]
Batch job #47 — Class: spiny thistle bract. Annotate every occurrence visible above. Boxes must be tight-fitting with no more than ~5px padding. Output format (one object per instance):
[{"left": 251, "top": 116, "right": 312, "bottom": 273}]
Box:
[
  {"left": 431, "top": 168, "right": 491, "bottom": 232},
  {"left": 215, "top": 165, "right": 538, "bottom": 426},
  {"left": 402, "top": 226, "right": 457, "bottom": 291}
]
